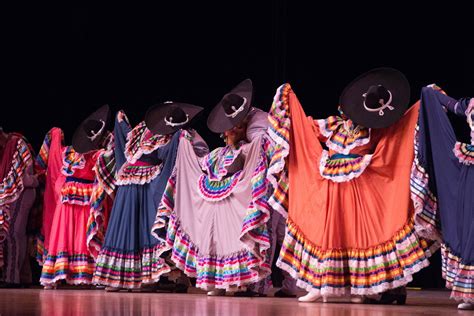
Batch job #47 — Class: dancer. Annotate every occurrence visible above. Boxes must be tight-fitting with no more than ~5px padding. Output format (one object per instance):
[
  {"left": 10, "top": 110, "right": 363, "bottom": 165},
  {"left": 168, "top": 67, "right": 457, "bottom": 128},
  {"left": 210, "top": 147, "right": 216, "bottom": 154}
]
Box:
[
  {"left": 37, "top": 105, "right": 114, "bottom": 288},
  {"left": 0, "top": 130, "right": 37, "bottom": 287},
  {"left": 268, "top": 68, "right": 437, "bottom": 303},
  {"left": 93, "top": 102, "right": 203, "bottom": 291},
  {"left": 153, "top": 79, "right": 282, "bottom": 296},
  {"left": 209, "top": 79, "right": 297, "bottom": 298},
  {"left": 411, "top": 85, "right": 473, "bottom": 310}
]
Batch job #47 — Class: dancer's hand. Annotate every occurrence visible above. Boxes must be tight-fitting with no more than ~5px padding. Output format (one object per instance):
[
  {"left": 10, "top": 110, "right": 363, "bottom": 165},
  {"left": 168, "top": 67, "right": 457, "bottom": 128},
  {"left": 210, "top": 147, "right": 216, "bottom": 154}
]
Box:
[{"left": 117, "top": 111, "right": 126, "bottom": 123}]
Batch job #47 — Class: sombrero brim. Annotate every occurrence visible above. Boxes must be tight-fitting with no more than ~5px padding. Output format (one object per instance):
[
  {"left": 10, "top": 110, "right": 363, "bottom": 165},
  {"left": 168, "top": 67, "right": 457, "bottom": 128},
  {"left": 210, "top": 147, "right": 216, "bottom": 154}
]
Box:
[
  {"left": 72, "top": 104, "right": 112, "bottom": 154},
  {"left": 145, "top": 102, "right": 203, "bottom": 135},
  {"left": 339, "top": 68, "right": 410, "bottom": 129},
  {"left": 207, "top": 79, "right": 253, "bottom": 133}
]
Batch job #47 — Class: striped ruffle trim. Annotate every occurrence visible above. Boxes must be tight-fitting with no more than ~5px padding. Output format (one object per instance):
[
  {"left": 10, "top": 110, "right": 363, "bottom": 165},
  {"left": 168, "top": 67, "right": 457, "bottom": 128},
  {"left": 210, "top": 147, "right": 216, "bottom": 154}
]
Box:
[
  {"left": 124, "top": 121, "right": 171, "bottom": 164},
  {"left": 410, "top": 125, "right": 441, "bottom": 241},
  {"left": 93, "top": 244, "right": 170, "bottom": 289},
  {"left": 453, "top": 142, "right": 474, "bottom": 165},
  {"left": 197, "top": 171, "right": 242, "bottom": 201},
  {"left": 40, "top": 252, "right": 96, "bottom": 286},
  {"left": 266, "top": 84, "right": 292, "bottom": 218},
  {"left": 241, "top": 145, "right": 271, "bottom": 252},
  {"left": 0, "top": 138, "right": 33, "bottom": 205},
  {"left": 35, "top": 128, "right": 64, "bottom": 172},
  {"left": 88, "top": 142, "right": 115, "bottom": 256},
  {"left": 86, "top": 183, "right": 110, "bottom": 259},
  {"left": 276, "top": 218, "right": 438, "bottom": 296},
  {"left": 95, "top": 142, "right": 116, "bottom": 196},
  {"left": 61, "top": 146, "right": 85, "bottom": 176},
  {"left": 441, "top": 244, "right": 474, "bottom": 303},
  {"left": 60, "top": 180, "right": 93, "bottom": 205},
  {"left": 153, "top": 212, "right": 271, "bottom": 291},
  {"left": 319, "top": 151, "right": 372, "bottom": 183},
  {"left": 316, "top": 116, "right": 371, "bottom": 155},
  {"left": 115, "top": 162, "right": 163, "bottom": 186},
  {"left": 199, "top": 145, "right": 244, "bottom": 181}
]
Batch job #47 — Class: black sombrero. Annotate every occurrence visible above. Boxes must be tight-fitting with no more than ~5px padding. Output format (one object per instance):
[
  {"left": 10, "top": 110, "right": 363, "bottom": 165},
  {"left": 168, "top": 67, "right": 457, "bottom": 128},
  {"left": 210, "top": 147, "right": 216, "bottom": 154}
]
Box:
[
  {"left": 145, "top": 101, "right": 203, "bottom": 135},
  {"left": 72, "top": 104, "right": 112, "bottom": 153},
  {"left": 207, "top": 79, "right": 253, "bottom": 133},
  {"left": 339, "top": 68, "right": 410, "bottom": 128}
]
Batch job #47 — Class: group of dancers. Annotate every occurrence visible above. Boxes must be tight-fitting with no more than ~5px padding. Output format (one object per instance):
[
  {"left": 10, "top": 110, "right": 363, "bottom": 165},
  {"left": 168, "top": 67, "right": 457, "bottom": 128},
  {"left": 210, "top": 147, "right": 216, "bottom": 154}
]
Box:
[{"left": 0, "top": 68, "right": 472, "bottom": 310}]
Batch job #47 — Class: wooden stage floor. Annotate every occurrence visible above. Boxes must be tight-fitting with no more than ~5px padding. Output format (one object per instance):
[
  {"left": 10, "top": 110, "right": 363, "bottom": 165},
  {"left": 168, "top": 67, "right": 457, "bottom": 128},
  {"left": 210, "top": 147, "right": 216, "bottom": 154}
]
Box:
[{"left": 0, "top": 288, "right": 468, "bottom": 315}]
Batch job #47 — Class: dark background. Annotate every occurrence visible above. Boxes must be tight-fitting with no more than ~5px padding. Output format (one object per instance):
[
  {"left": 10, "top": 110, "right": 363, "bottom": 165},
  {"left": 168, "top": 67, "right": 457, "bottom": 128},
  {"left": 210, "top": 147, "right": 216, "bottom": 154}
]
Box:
[{"left": 3, "top": 2, "right": 473, "bottom": 287}]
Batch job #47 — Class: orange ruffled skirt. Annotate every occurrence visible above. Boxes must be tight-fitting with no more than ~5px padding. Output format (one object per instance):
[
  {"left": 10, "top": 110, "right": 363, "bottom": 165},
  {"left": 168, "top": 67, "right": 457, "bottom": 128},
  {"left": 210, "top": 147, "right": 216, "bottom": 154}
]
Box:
[{"left": 269, "top": 84, "right": 437, "bottom": 295}]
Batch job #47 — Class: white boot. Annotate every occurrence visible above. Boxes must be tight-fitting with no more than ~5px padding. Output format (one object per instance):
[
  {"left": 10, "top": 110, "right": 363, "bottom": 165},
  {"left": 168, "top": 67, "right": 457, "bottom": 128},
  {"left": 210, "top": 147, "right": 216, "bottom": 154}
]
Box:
[
  {"left": 207, "top": 289, "right": 226, "bottom": 296},
  {"left": 298, "top": 291, "right": 322, "bottom": 302},
  {"left": 458, "top": 302, "right": 474, "bottom": 310}
]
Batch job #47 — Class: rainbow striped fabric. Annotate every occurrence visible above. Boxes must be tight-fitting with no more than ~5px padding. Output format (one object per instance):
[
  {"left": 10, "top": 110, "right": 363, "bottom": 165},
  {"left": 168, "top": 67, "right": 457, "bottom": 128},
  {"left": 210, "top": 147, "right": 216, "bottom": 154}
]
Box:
[
  {"left": 124, "top": 121, "right": 171, "bottom": 164},
  {"left": 197, "top": 171, "right": 242, "bottom": 201},
  {"left": 267, "top": 84, "right": 292, "bottom": 217},
  {"left": 277, "top": 218, "right": 437, "bottom": 295},
  {"left": 61, "top": 146, "right": 85, "bottom": 176},
  {"left": 441, "top": 244, "right": 474, "bottom": 303},
  {"left": 60, "top": 180, "right": 93, "bottom": 205},
  {"left": 86, "top": 183, "right": 108, "bottom": 259},
  {"left": 319, "top": 151, "right": 372, "bottom": 182},
  {"left": 316, "top": 116, "right": 370, "bottom": 155},
  {"left": 116, "top": 162, "right": 162, "bottom": 186},
  {"left": 35, "top": 128, "right": 64, "bottom": 173},
  {"left": 199, "top": 144, "right": 245, "bottom": 181},
  {"left": 453, "top": 143, "right": 474, "bottom": 165},
  {"left": 94, "top": 136, "right": 116, "bottom": 195},
  {"left": 0, "top": 138, "right": 33, "bottom": 205},
  {"left": 40, "top": 252, "right": 96, "bottom": 286},
  {"left": 93, "top": 244, "right": 170, "bottom": 289},
  {"left": 87, "top": 139, "right": 115, "bottom": 259},
  {"left": 410, "top": 125, "right": 441, "bottom": 241}
]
